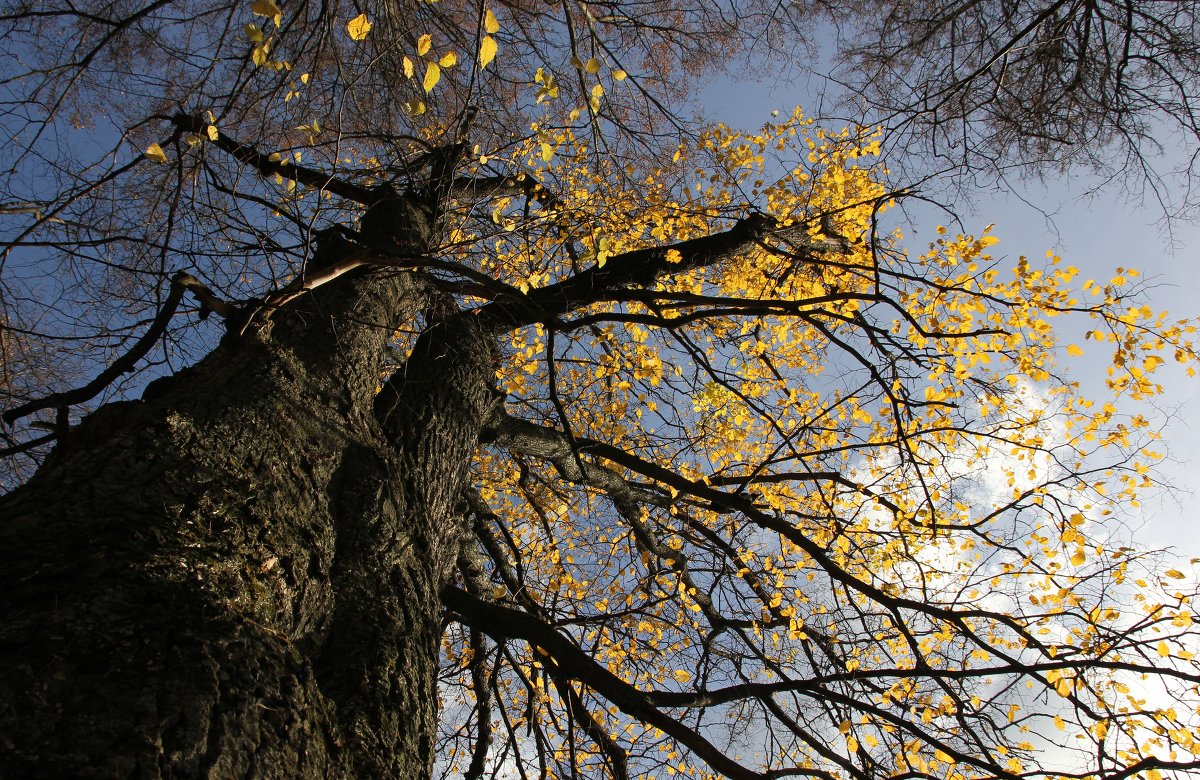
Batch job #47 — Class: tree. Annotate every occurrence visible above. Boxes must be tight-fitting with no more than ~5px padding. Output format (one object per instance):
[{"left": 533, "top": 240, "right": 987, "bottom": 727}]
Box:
[
  {"left": 3, "top": 4, "right": 1200, "bottom": 780},
  {"left": 812, "top": 0, "right": 1200, "bottom": 216}
]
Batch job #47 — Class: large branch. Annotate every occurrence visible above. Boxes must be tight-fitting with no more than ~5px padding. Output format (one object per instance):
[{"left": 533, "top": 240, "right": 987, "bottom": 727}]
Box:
[
  {"left": 484, "top": 412, "right": 785, "bottom": 630},
  {"left": 483, "top": 412, "right": 670, "bottom": 509},
  {"left": 486, "top": 414, "right": 1184, "bottom": 688},
  {"left": 471, "top": 214, "right": 848, "bottom": 330},
  {"left": 442, "top": 586, "right": 811, "bottom": 780},
  {"left": 174, "top": 115, "right": 565, "bottom": 214},
  {"left": 485, "top": 412, "right": 887, "bottom": 518},
  {"left": 169, "top": 114, "right": 376, "bottom": 205},
  {"left": 449, "top": 173, "right": 562, "bottom": 210},
  {"left": 3, "top": 272, "right": 229, "bottom": 426}
]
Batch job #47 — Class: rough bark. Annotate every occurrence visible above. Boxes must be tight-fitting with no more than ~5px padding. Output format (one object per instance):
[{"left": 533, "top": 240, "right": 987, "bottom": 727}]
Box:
[{"left": 0, "top": 261, "right": 496, "bottom": 777}]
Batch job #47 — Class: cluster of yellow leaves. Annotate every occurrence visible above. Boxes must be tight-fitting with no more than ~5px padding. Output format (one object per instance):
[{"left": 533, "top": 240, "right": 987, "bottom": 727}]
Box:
[
  {"left": 343, "top": 6, "right": 501, "bottom": 104},
  {"left": 480, "top": 8, "right": 499, "bottom": 69},
  {"left": 426, "top": 105, "right": 1200, "bottom": 779},
  {"left": 527, "top": 48, "right": 625, "bottom": 118},
  {"left": 246, "top": 0, "right": 289, "bottom": 71}
]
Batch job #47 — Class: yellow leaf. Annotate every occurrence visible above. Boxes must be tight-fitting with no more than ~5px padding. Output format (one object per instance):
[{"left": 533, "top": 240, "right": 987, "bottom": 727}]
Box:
[
  {"left": 294, "top": 120, "right": 321, "bottom": 141},
  {"left": 402, "top": 56, "right": 414, "bottom": 78},
  {"left": 252, "top": 41, "right": 269, "bottom": 67},
  {"left": 838, "top": 720, "right": 851, "bottom": 734},
  {"left": 143, "top": 143, "right": 168, "bottom": 163},
  {"left": 206, "top": 125, "right": 219, "bottom": 141},
  {"left": 245, "top": 23, "right": 263, "bottom": 42},
  {"left": 1070, "top": 550, "right": 1086, "bottom": 566},
  {"left": 438, "top": 51, "right": 457, "bottom": 67},
  {"left": 584, "top": 57, "right": 601, "bottom": 74},
  {"left": 299, "top": 72, "right": 310, "bottom": 84},
  {"left": 1158, "top": 640, "right": 1171, "bottom": 657},
  {"left": 479, "top": 35, "right": 497, "bottom": 69},
  {"left": 423, "top": 62, "right": 440, "bottom": 92},
  {"left": 346, "top": 13, "right": 372, "bottom": 41},
  {"left": 665, "top": 249, "right": 683, "bottom": 264},
  {"left": 595, "top": 237, "right": 611, "bottom": 268},
  {"left": 251, "top": 0, "right": 280, "bottom": 21},
  {"left": 846, "top": 736, "right": 858, "bottom": 753},
  {"left": 539, "top": 142, "right": 554, "bottom": 162},
  {"left": 590, "top": 82, "right": 604, "bottom": 111},
  {"left": 484, "top": 8, "right": 499, "bottom": 33},
  {"left": 1067, "top": 344, "right": 1084, "bottom": 357},
  {"left": 672, "top": 669, "right": 691, "bottom": 683},
  {"left": 402, "top": 100, "right": 426, "bottom": 116},
  {"left": 612, "top": 68, "right": 627, "bottom": 81},
  {"left": 534, "top": 68, "right": 558, "bottom": 102},
  {"left": 417, "top": 34, "right": 432, "bottom": 57},
  {"left": 1166, "top": 569, "right": 1186, "bottom": 579},
  {"left": 491, "top": 585, "right": 507, "bottom": 599}
]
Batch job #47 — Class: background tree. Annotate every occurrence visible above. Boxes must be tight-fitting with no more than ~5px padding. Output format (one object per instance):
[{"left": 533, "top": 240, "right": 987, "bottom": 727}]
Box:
[
  {"left": 809, "top": 0, "right": 1200, "bottom": 217},
  {"left": 2, "top": 3, "right": 1200, "bottom": 780}
]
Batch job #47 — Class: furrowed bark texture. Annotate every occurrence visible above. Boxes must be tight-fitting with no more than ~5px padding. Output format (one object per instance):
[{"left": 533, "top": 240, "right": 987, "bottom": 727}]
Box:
[{"left": 0, "top": 263, "right": 496, "bottom": 777}]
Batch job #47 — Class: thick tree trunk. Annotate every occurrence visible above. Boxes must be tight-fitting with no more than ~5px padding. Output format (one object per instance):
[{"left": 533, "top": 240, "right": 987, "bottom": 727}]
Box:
[{"left": 0, "top": 268, "right": 495, "bottom": 778}]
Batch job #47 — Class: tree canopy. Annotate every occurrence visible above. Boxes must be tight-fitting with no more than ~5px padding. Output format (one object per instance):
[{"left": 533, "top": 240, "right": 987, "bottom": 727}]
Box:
[
  {"left": 2, "top": 2, "right": 1200, "bottom": 780},
  {"left": 817, "top": 0, "right": 1200, "bottom": 216}
]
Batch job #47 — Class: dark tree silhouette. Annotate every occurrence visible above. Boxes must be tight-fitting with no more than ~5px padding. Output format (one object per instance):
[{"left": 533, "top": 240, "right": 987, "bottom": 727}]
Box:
[{"left": 816, "top": 0, "right": 1200, "bottom": 214}]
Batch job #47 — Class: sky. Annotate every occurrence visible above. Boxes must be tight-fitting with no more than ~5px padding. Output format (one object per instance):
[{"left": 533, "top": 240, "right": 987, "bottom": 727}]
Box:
[{"left": 699, "top": 73, "right": 1200, "bottom": 559}]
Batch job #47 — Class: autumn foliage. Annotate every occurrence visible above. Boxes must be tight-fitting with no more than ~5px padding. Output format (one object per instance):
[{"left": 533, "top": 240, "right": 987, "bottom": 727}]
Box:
[
  {"left": 2, "top": 3, "right": 1200, "bottom": 780},
  {"left": 421, "top": 107, "right": 1200, "bottom": 779}
]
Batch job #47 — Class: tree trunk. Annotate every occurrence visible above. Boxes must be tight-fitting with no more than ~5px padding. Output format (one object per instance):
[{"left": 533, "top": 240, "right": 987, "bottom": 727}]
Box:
[{"left": 0, "top": 267, "right": 496, "bottom": 778}]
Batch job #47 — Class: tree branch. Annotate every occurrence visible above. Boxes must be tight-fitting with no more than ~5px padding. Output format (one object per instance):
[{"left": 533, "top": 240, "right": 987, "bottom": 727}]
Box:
[
  {"left": 483, "top": 412, "right": 671, "bottom": 509},
  {"left": 471, "top": 214, "right": 849, "bottom": 330},
  {"left": 442, "top": 585, "right": 804, "bottom": 780},
  {"left": 3, "top": 271, "right": 223, "bottom": 426},
  {"left": 169, "top": 114, "right": 376, "bottom": 205}
]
